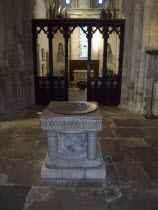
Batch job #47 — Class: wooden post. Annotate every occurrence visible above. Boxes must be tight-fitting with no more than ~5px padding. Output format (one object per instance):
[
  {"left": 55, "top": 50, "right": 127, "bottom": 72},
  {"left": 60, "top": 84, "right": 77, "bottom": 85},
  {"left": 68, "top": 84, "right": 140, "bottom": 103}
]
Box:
[
  {"left": 63, "top": 26, "right": 69, "bottom": 100},
  {"left": 102, "top": 26, "right": 108, "bottom": 78},
  {"left": 87, "top": 26, "right": 92, "bottom": 82},
  {"left": 117, "top": 25, "right": 125, "bottom": 103},
  {"left": 32, "top": 24, "right": 38, "bottom": 103},
  {"left": 48, "top": 26, "right": 53, "bottom": 78}
]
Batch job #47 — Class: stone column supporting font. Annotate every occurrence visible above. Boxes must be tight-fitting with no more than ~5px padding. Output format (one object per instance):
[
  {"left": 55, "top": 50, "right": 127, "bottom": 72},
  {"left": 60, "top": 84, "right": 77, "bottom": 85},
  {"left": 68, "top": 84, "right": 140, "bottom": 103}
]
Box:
[
  {"left": 47, "top": 132, "right": 58, "bottom": 160},
  {"left": 87, "top": 132, "right": 97, "bottom": 160}
]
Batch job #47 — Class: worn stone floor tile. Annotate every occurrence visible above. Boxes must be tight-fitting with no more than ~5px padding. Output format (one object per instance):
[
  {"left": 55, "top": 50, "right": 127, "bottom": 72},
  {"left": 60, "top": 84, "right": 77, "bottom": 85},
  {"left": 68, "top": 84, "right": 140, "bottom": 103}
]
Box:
[
  {"left": 122, "top": 147, "right": 139, "bottom": 163},
  {"left": 141, "top": 163, "right": 158, "bottom": 188},
  {"left": 12, "top": 127, "right": 46, "bottom": 137},
  {"left": 107, "top": 188, "right": 136, "bottom": 210},
  {"left": 0, "top": 173, "right": 8, "bottom": 185},
  {"left": 108, "top": 188, "right": 158, "bottom": 210},
  {"left": 69, "top": 89, "right": 87, "bottom": 101},
  {"left": 146, "top": 128, "right": 158, "bottom": 138},
  {"left": 105, "top": 187, "right": 122, "bottom": 202},
  {"left": 113, "top": 163, "right": 131, "bottom": 188},
  {"left": 116, "top": 176, "right": 131, "bottom": 188},
  {"left": 113, "top": 119, "right": 143, "bottom": 127},
  {"left": 0, "top": 186, "right": 31, "bottom": 210},
  {"left": 154, "top": 147, "right": 158, "bottom": 153},
  {"left": 99, "top": 106, "right": 122, "bottom": 112},
  {"left": 105, "top": 164, "right": 119, "bottom": 188},
  {"left": 144, "top": 136, "right": 158, "bottom": 147},
  {"left": 114, "top": 163, "right": 129, "bottom": 177},
  {"left": 23, "top": 186, "right": 53, "bottom": 209},
  {"left": 118, "top": 138, "right": 149, "bottom": 147},
  {"left": 11, "top": 119, "right": 40, "bottom": 128},
  {"left": 0, "top": 106, "right": 44, "bottom": 122},
  {"left": 0, "top": 129, "right": 16, "bottom": 152},
  {"left": 126, "top": 162, "right": 153, "bottom": 189},
  {"left": 61, "top": 180, "right": 77, "bottom": 188},
  {"left": 105, "top": 110, "right": 142, "bottom": 120},
  {"left": 115, "top": 128, "right": 145, "bottom": 138},
  {"left": 0, "top": 128, "right": 16, "bottom": 135},
  {"left": 0, "top": 134, "right": 12, "bottom": 152},
  {"left": 75, "top": 180, "right": 104, "bottom": 188},
  {"left": 140, "top": 119, "right": 158, "bottom": 127},
  {"left": 73, "top": 187, "right": 106, "bottom": 200},
  {"left": 1, "top": 136, "right": 38, "bottom": 160},
  {"left": 102, "top": 119, "right": 114, "bottom": 128},
  {"left": 133, "top": 147, "right": 158, "bottom": 164},
  {"left": 0, "top": 159, "right": 66, "bottom": 187},
  {"left": 98, "top": 128, "right": 116, "bottom": 138},
  {"left": 25, "top": 188, "right": 108, "bottom": 210},
  {"left": 0, "top": 159, "right": 43, "bottom": 186},
  {"left": 99, "top": 139, "right": 124, "bottom": 163},
  {"left": 100, "top": 111, "right": 114, "bottom": 119},
  {"left": 133, "top": 147, "right": 158, "bottom": 185},
  {"left": 122, "top": 113, "right": 143, "bottom": 120},
  {"left": 30, "top": 140, "right": 47, "bottom": 161},
  {"left": 132, "top": 190, "right": 158, "bottom": 210}
]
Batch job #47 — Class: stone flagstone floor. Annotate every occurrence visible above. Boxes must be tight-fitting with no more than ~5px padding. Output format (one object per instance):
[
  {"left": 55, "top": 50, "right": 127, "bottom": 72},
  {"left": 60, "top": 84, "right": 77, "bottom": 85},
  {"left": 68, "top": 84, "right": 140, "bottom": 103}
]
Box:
[{"left": 0, "top": 105, "right": 158, "bottom": 210}]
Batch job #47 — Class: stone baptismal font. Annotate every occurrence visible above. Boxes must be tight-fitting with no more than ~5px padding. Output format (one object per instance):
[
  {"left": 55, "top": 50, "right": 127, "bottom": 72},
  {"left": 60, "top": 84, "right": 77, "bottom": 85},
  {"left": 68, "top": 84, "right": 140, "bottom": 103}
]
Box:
[{"left": 40, "top": 101, "right": 106, "bottom": 179}]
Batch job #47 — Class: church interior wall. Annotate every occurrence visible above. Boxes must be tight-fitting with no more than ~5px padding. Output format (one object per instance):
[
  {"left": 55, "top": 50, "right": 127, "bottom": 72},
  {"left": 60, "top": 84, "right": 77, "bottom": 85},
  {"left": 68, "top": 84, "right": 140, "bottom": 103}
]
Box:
[
  {"left": 121, "top": 0, "right": 158, "bottom": 116},
  {"left": 0, "top": 0, "right": 35, "bottom": 114}
]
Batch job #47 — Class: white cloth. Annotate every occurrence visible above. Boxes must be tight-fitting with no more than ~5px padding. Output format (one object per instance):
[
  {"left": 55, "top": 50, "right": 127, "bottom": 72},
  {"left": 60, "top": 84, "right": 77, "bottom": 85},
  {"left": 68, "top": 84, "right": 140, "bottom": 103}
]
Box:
[{"left": 73, "top": 70, "right": 94, "bottom": 82}]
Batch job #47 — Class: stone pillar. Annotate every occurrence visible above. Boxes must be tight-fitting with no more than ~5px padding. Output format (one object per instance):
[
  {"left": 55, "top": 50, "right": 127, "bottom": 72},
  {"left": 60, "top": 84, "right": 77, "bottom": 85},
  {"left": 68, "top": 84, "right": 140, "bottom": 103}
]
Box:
[
  {"left": 142, "top": 0, "right": 158, "bottom": 114},
  {"left": 87, "top": 132, "right": 97, "bottom": 160},
  {"left": 146, "top": 0, "right": 158, "bottom": 49},
  {"left": 47, "top": 132, "right": 58, "bottom": 160},
  {"left": 121, "top": 0, "right": 158, "bottom": 116}
]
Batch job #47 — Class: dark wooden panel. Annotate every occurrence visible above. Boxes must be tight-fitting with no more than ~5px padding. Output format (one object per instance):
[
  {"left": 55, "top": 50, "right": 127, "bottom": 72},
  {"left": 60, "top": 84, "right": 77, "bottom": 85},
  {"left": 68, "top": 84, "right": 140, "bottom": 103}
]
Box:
[
  {"left": 69, "top": 60, "right": 99, "bottom": 81},
  {"left": 87, "top": 77, "right": 104, "bottom": 105},
  {"left": 53, "top": 77, "right": 68, "bottom": 101},
  {"left": 103, "top": 78, "right": 120, "bottom": 105},
  {"left": 35, "top": 77, "right": 67, "bottom": 105},
  {"left": 87, "top": 77, "right": 120, "bottom": 106},
  {"left": 35, "top": 77, "right": 52, "bottom": 105},
  {"left": 32, "top": 18, "right": 126, "bottom": 27}
]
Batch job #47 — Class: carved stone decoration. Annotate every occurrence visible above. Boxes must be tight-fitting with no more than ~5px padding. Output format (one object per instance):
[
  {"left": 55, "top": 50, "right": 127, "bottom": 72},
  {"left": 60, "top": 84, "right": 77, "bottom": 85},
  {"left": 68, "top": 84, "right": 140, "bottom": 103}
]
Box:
[
  {"left": 40, "top": 101, "right": 106, "bottom": 180},
  {"left": 47, "top": 101, "right": 97, "bottom": 115}
]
